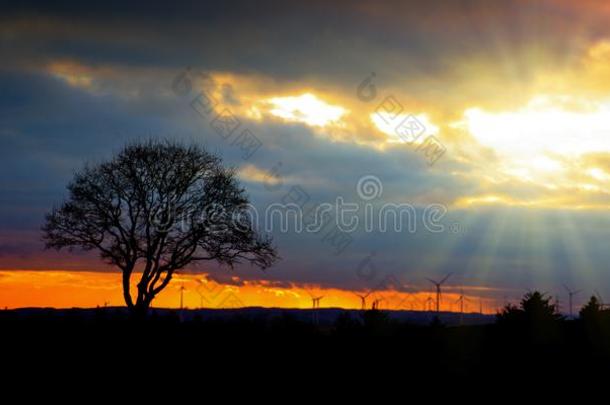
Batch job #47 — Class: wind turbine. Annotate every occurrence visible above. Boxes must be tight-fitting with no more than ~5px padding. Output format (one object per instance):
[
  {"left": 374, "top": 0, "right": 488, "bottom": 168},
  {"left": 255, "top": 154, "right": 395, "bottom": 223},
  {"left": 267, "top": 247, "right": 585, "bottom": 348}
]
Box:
[
  {"left": 307, "top": 290, "right": 324, "bottom": 309},
  {"left": 372, "top": 297, "right": 384, "bottom": 310},
  {"left": 426, "top": 273, "right": 452, "bottom": 312},
  {"left": 194, "top": 278, "right": 210, "bottom": 309},
  {"left": 354, "top": 291, "right": 372, "bottom": 310},
  {"left": 307, "top": 290, "right": 324, "bottom": 324},
  {"left": 455, "top": 289, "right": 471, "bottom": 324},
  {"left": 563, "top": 284, "right": 581, "bottom": 318},
  {"left": 312, "top": 296, "right": 324, "bottom": 324}
]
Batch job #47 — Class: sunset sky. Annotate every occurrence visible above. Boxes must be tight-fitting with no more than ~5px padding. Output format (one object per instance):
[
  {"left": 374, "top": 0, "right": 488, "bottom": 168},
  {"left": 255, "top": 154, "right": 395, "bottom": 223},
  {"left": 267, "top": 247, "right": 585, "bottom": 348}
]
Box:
[{"left": 2, "top": 0, "right": 610, "bottom": 312}]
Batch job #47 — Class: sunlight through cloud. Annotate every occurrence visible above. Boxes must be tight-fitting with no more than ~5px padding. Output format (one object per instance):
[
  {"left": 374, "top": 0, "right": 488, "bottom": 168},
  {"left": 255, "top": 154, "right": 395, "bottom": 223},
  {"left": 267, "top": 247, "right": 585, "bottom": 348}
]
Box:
[
  {"left": 371, "top": 112, "right": 439, "bottom": 144},
  {"left": 267, "top": 93, "right": 347, "bottom": 127},
  {"left": 464, "top": 96, "right": 610, "bottom": 158}
]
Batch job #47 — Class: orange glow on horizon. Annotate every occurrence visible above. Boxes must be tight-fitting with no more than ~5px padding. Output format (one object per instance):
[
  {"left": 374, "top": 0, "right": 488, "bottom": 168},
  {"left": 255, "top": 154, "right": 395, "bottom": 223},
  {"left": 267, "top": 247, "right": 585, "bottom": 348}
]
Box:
[{"left": 0, "top": 270, "right": 500, "bottom": 314}]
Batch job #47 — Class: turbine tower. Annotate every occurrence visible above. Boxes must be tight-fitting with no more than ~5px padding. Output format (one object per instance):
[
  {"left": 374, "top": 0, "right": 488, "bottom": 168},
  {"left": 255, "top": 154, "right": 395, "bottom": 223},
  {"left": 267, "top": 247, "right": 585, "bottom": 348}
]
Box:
[
  {"left": 455, "top": 289, "right": 470, "bottom": 324},
  {"left": 563, "top": 284, "right": 581, "bottom": 318},
  {"left": 179, "top": 284, "right": 186, "bottom": 310},
  {"left": 310, "top": 295, "right": 324, "bottom": 324},
  {"left": 426, "top": 273, "right": 452, "bottom": 313},
  {"left": 307, "top": 290, "right": 324, "bottom": 309},
  {"left": 195, "top": 278, "right": 209, "bottom": 309},
  {"left": 372, "top": 297, "right": 384, "bottom": 310}
]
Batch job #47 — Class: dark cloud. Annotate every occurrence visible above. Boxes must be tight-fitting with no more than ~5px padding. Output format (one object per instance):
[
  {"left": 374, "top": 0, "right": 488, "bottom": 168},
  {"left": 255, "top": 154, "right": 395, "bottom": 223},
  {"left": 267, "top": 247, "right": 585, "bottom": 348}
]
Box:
[{"left": 2, "top": 0, "right": 607, "bottom": 87}]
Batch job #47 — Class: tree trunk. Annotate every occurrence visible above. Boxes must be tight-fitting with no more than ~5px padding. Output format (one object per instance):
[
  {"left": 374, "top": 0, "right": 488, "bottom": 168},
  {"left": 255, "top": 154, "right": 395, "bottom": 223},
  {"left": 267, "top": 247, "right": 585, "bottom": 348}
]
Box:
[
  {"left": 122, "top": 269, "right": 135, "bottom": 310},
  {"left": 122, "top": 268, "right": 156, "bottom": 318},
  {"left": 131, "top": 301, "right": 150, "bottom": 319}
]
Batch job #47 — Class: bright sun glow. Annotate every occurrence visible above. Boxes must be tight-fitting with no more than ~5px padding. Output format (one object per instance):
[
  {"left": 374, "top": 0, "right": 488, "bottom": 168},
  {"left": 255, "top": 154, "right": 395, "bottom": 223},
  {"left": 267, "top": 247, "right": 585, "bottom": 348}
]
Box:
[
  {"left": 463, "top": 96, "right": 610, "bottom": 181},
  {"left": 267, "top": 93, "right": 347, "bottom": 127},
  {"left": 464, "top": 96, "right": 610, "bottom": 157},
  {"left": 371, "top": 112, "right": 439, "bottom": 143}
]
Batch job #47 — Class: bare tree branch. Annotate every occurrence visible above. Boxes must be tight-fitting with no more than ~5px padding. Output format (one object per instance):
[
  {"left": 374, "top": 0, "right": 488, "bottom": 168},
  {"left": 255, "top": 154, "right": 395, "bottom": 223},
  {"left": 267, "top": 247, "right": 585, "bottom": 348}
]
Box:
[{"left": 42, "top": 140, "right": 279, "bottom": 315}]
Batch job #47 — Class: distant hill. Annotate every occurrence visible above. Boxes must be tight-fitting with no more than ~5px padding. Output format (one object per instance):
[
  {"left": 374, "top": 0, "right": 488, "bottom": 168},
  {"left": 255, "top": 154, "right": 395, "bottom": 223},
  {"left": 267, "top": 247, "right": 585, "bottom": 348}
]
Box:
[{"left": 3, "top": 306, "right": 495, "bottom": 326}]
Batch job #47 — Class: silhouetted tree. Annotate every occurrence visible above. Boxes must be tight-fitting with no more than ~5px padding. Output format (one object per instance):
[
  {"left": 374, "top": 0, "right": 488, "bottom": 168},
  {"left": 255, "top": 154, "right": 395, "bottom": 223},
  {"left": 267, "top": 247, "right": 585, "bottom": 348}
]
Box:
[
  {"left": 496, "top": 303, "right": 521, "bottom": 323},
  {"left": 521, "top": 291, "right": 562, "bottom": 322},
  {"left": 498, "top": 291, "right": 562, "bottom": 323},
  {"left": 497, "top": 291, "right": 563, "bottom": 343},
  {"left": 579, "top": 295, "right": 610, "bottom": 346},
  {"left": 42, "top": 140, "right": 278, "bottom": 315},
  {"left": 580, "top": 296, "right": 602, "bottom": 321}
]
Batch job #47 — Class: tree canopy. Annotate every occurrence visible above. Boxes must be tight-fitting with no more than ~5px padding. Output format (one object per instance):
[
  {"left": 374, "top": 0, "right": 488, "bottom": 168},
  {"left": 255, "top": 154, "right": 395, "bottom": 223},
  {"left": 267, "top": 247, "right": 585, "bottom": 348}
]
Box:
[{"left": 42, "top": 140, "right": 278, "bottom": 313}]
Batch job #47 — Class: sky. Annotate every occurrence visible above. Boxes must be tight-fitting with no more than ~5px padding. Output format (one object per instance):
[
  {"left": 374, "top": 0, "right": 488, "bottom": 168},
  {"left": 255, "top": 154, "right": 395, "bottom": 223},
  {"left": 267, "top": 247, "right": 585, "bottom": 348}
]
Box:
[{"left": 2, "top": 0, "right": 610, "bottom": 312}]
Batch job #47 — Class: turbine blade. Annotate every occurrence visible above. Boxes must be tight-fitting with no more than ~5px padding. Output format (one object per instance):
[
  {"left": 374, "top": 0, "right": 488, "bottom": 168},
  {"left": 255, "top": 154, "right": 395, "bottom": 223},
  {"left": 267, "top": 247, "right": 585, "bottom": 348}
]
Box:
[{"left": 439, "top": 273, "right": 452, "bottom": 285}]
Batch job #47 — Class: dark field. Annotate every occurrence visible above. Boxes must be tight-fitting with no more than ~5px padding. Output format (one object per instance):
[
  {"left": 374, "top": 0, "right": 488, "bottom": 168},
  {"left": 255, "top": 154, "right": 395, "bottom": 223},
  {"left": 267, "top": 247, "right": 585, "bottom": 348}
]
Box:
[{"left": 3, "top": 306, "right": 610, "bottom": 382}]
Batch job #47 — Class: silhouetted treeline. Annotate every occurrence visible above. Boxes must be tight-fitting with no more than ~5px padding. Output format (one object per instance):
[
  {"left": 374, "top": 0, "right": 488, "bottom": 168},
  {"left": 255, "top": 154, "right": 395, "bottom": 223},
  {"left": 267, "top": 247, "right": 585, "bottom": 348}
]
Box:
[{"left": 2, "top": 291, "right": 610, "bottom": 380}]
